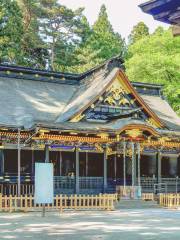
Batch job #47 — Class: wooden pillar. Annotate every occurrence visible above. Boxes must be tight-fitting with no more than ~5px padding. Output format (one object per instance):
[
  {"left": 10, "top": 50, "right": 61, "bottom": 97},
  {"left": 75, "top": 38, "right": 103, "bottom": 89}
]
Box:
[
  {"left": 114, "top": 154, "right": 117, "bottom": 180},
  {"left": 131, "top": 142, "right": 136, "bottom": 186},
  {"left": 0, "top": 149, "right": 4, "bottom": 175},
  {"left": 45, "top": 145, "right": 49, "bottom": 163},
  {"left": 103, "top": 147, "right": 107, "bottom": 192},
  {"left": 75, "top": 147, "right": 79, "bottom": 193},
  {"left": 169, "top": 155, "right": 178, "bottom": 177},
  {"left": 123, "top": 141, "right": 126, "bottom": 188},
  {"left": 137, "top": 143, "right": 141, "bottom": 187},
  {"left": 17, "top": 128, "right": 21, "bottom": 196},
  {"left": 59, "top": 151, "right": 62, "bottom": 176},
  {"left": 157, "top": 151, "right": 161, "bottom": 184},
  {"left": 31, "top": 149, "right": 34, "bottom": 175},
  {"left": 85, "top": 152, "right": 88, "bottom": 177}
]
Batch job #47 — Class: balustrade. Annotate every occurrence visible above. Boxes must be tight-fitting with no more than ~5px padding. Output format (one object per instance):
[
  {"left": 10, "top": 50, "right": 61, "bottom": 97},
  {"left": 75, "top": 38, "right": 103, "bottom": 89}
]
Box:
[
  {"left": 0, "top": 193, "right": 117, "bottom": 212},
  {"left": 1, "top": 176, "right": 180, "bottom": 195}
]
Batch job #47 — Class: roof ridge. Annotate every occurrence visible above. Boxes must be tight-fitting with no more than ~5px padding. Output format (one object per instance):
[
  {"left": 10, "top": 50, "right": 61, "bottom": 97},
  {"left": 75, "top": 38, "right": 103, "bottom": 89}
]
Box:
[
  {"left": 0, "top": 55, "right": 124, "bottom": 81},
  {"left": 132, "top": 82, "right": 163, "bottom": 88}
]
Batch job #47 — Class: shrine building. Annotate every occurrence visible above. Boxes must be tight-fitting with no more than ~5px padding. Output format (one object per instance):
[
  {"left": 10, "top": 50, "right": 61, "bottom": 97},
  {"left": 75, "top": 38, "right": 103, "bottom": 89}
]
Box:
[{"left": 0, "top": 56, "right": 179, "bottom": 195}]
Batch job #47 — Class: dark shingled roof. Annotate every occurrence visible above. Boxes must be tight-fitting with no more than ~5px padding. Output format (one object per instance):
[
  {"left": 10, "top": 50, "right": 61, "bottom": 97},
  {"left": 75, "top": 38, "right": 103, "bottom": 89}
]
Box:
[
  {"left": 140, "top": 94, "right": 180, "bottom": 131},
  {"left": 0, "top": 56, "right": 179, "bottom": 135}
]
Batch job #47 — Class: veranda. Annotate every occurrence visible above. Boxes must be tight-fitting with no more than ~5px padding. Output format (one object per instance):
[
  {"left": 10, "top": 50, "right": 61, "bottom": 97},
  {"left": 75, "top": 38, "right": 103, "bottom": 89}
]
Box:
[{"left": 0, "top": 130, "right": 180, "bottom": 196}]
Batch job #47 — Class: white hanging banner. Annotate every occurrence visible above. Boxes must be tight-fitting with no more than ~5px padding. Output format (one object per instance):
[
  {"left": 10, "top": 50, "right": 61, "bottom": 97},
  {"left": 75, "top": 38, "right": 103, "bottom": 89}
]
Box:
[{"left": 35, "top": 163, "right": 54, "bottom": 204}]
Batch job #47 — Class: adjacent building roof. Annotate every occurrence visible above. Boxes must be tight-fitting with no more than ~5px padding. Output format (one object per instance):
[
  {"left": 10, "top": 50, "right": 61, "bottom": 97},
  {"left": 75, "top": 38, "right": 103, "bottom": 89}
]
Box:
[
  {"left": 139, "top": 0, "right": 180, "bottom": 25},
  {"left": 0, "top": 57, "right": 179, "bottom": 136},
  {"left": 140, "top": 94, "right": 180, "bottom": 131}
]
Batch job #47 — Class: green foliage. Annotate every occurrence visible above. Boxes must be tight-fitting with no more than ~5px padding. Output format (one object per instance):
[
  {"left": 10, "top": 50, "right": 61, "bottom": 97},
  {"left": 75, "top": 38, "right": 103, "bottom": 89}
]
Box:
[
  {"left": 0, "top": 0, "right": 23, "bottom": 63},
  {"left": 17, "top": 0, "right": 47, "bottom": 68},
  {"left": 125, "top": 28, "right": 180, "bottom": 115},
  {"left": 38, "top": 0, "right": 84, "bottom": 70},
  {"left": 129, "top": 21, "right": 149, "bottom": 44},
  {"left": 68, "top": 4, "right": 126, "bottom": 73},
  {"left": 0, "top": 2, "right": 125, "bottom": 72},
  {"left": 55, "top": 16, "right": 93, "bottom": 72},
  {"left": 89, "top": 4, "right": 125, "bottom": 61},
  {"left": 67, "top": 46, "right": 103, "bottom": 73}
]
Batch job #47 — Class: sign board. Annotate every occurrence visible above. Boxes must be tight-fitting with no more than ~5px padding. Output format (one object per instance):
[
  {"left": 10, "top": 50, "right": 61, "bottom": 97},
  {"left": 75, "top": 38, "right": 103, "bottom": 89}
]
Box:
[{"left": 35, "top": 163, "right": 54, "bottom": 204}]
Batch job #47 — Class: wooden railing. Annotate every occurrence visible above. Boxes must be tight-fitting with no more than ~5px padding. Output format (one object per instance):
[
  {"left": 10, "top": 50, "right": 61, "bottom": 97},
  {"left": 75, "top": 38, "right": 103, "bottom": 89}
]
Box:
[
  {"left": 140, "top": 177, "right": 180, "bottom": 193},
  {"left": 0, "top": 193, "right": 118, "bottom": 212},
  {"left": 159, "top": 193, "right": 180, "bottom": 208},
  {"left": 142, "top": 193, "right": 154, "bottom": 201},
  {"left": 0, "top": 184, "right": 34, "bottom": 196},
  {"left": 0, "top": 177, "right": 105, "bottom": 195}
]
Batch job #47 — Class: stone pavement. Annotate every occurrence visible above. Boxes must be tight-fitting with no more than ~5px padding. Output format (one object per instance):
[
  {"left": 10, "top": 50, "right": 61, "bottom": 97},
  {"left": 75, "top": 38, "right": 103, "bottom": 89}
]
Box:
[{"left": 0, "top": 200, "right": 180, "bottom": 240}]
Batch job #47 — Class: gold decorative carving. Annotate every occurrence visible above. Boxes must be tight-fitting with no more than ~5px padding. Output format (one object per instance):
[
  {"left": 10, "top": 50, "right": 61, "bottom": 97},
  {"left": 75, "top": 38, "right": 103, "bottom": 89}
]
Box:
[
  {"left": 119, "top": 98, "right": 130, "bottom": 106},
  {"left": 107, "top": 147, "right": 116, "bottom": 155},
  {"left": 136, "top": 144, "right": 144, "bottom": 154},
  {"left": 39, "top": 129, "right": 50, "bottom": 136},
  {"left": 104, "top": 86, "right": 131, "bottom": 107},
  {"left": 130, "top": 99, "right": 136, "bottom": 104},
  {"left": 111, "top": 87, "right": 125, "bottom": 100},
  {"left": 116, "top": 134, "right": 120, "bottom": 141},
  {"left": 125, "top": 148, "right": 133, "bottom": 157},
  {"left": 159, "top": 137, "right": 171, "bottom": 143},
  {"left": 32, "top": 144, "right": 45, "bottom": 149},
  {"left": 70, "top": 114, "right": 85, "bottom": 122},
  {"left": 91, "top": 104, "right": 95, "bottom": 109},
  {"left": 125, "top": 129, "right": 142, "bottom": 138},
  {"left": 95, "top": 143, "right": 104, "bottom": 152},
  {"left": 104, "top": 96, "right": 116, "bottom": 105},
  {"left": 97, "top": 133, "right": 109, "bottom": 139}
]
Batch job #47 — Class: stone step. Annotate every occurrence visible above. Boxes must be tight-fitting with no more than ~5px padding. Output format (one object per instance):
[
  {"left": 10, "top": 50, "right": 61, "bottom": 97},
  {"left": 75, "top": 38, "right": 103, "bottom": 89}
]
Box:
[{"left": 116, "top": 199, "right": 159, "bottom": 209}]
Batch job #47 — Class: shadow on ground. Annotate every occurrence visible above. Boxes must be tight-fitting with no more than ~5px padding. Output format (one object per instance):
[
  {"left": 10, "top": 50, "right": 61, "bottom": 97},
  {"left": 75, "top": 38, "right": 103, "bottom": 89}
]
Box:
[{"left": 0, "top": 200, "right": 180, "bottom": 240}]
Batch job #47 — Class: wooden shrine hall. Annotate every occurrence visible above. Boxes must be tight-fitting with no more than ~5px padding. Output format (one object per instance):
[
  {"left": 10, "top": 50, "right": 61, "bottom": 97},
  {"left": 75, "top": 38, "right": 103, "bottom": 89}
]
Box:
[{"left": 0, "top": 56, "right": 180, "bottom": 195}]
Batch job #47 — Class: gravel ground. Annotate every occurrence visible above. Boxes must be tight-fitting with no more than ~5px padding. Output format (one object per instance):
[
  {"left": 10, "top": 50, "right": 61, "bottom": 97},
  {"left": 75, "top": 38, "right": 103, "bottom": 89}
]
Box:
[{"left": 0, "top": 201, "right": 180, "bottom": 240}]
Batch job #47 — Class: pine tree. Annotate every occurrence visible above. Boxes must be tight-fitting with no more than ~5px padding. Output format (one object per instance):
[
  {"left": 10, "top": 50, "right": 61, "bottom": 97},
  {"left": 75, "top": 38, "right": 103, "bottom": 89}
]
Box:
[
  {"left": 69, "top": 4, "right": 126, "bottom": 73},
  {"left": 89, "top": 4, "right": 125, "bottom": 60},
  {"left": 38, "top": 0, "right": 84, "bottom": 71},
  {"left": 17, "top": 0, "right": 47, "bottom": 68},
  {"left": 129, "top": 22, "right": 149, "bottom": 44},
  {"left": 0, "top": 0, "right": 23, "bottom": 64}
]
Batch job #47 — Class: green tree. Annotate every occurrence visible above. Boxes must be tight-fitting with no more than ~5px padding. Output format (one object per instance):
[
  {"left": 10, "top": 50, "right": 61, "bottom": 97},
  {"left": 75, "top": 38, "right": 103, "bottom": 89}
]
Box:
[
  {"left": 129, "top": 21, "right": 149, "bottom": 44},
  {"left": 69, "top": 4, "right": 126, "bottom": 73},
  {"left": 90, "top": 4, "right": 125, "bottom": 60},
  {"left": 17, "top": 0, "right": 47, "bottom": 68},
  {"left": 0, "top": 0, "right": 23, "bottom": 63},
  {"left": 79, "top": 15, "right": 92, "bottom": 45},
  {"left": 125, "top": 28, "right": 180, "bottom": 115},
  {"left": 66, "top": 16, "right": 99, "bottom": 73},
  {"left": 67, "top": 46, "right": 102, "bottom": 73},
  {"left": 38, "top": 0, "right": 84, "bottom": 71}
]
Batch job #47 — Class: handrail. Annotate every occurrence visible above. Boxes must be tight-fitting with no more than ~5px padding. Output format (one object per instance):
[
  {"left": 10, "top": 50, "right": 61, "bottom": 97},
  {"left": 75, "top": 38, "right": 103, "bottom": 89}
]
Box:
[
  {"left": 159, "top": 193, "right": 180, "bottom": 209},
  {"left": 0, "top": 193, "right": 118, "bottom": 212}
]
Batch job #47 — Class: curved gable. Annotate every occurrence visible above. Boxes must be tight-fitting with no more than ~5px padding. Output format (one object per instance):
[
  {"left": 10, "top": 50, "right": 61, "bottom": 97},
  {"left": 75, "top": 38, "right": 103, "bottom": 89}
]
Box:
[{"left": 56, "top": 68, "right": 165, "bottom": 130}]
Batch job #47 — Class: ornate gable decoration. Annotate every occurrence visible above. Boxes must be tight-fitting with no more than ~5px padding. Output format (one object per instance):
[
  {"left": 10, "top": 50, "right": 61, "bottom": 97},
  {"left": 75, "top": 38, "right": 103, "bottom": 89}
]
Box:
[{"left": 70, "top": 76, "right": 162, "bottom": 129}]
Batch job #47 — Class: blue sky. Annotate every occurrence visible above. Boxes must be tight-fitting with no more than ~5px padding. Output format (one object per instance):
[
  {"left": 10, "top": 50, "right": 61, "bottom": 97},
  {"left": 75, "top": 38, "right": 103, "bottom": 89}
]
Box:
[{"left": 60, "top": 0, "right": 169, "bottom": 40}]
